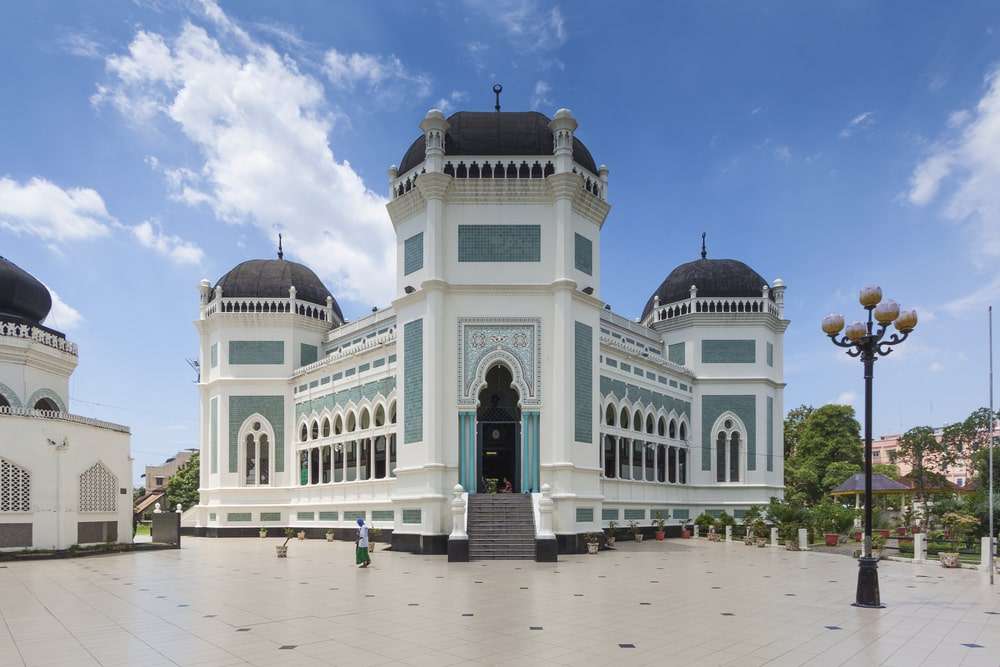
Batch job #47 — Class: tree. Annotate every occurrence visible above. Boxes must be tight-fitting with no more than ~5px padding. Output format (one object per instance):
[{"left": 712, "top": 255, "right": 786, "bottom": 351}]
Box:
[
  {"left": 165, "top": 452, "right": 200, "bottom": 512},
  {"left": 897, "top": 426, "right": 952, "bottom": 529},
  {"left": 967, "top": 445, "right": 1000, "bottom": 538},
  {"left": 941, "top": 407, "right": 996, "bottom": 460},
  {"left": 783, "top": 405, "right": 814, "bottom": 459},
  {"left": 872, "top": 463, "right": 900, "bottom": 480},
  {"left": 784, "top": 404, "right": 862, "bottom": 504}
]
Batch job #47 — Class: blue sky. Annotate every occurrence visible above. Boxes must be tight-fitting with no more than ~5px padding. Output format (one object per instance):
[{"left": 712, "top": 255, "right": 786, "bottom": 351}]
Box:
[{"left": 3, "top": 1, "right": 1000, "bottom": 482}]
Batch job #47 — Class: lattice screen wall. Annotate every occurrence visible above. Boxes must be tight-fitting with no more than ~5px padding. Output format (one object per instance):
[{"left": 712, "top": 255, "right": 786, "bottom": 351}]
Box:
[
  {"left": 79, "top": 462, "right": 118, "bottom": 512},
  {"left": 0, "top": 458, "right": 30, "bottom": 512}
]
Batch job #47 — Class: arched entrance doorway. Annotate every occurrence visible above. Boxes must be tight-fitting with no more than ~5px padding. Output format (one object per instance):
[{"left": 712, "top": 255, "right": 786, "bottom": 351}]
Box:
[{"left": 477, "top": 364, "right": 521, "bottom": 493}]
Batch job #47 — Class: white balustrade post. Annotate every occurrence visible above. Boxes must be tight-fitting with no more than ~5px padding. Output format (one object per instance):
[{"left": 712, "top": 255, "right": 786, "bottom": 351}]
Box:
[
  {"left": 450, "top": 484, "right": 467, "bottom": 539},
  {"left": 538, "top": 483, "right": 555, "bottom": 539},
  {"left": 153, "top": 502, "right": 162, "bottom": 514},
  {"left": 175, "top": 503, "right": 183, "bottom": 514},
  {"left": 913, "top": 532, "right": 926, "bottom": 562},
  {"left": 770, "top": 527, "right": 779, "bottom": 547},
  {"left": 693, "top": 524, "right": 700, "bottom": 538},
  {"left": 725, "top": 525, "right": 732, "bottom": 542},
  {"left": 798, "top": 527, "right": 809, "bottom": 551},
  {"left": 982, "top": 536, "right": 992, "bottom": 568}
]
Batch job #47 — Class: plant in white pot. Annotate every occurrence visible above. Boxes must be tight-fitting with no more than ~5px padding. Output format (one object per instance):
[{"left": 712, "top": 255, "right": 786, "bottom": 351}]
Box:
[
  {"left": 939, "top": 512, "right": 977, "bottom": 568},
  {"left": 276, "top": 528, "right": 295, "bottom": 558},
  {"left": 259, "top": 528, "right": 268, "bottom": 539},
  {"left": 585, "top": 532, "right": 601, "bottom": 555},
  {"left": 605, "top": 520, "right": 617, "bottom": 547},
  {"left": 325, "top": 530, "right": 335, "bottom": 542},
  {"left": 628, "top": 520, "right": 643, "bottom": 543}
]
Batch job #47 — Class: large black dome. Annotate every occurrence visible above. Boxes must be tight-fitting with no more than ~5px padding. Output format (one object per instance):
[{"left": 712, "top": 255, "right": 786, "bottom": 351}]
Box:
[
  {"left": 215, "top": 259, "right": 343, "bottom": 322},
  {"left": 398, "top": 111, "right": 598, "bottom": 175},
  {"left": 641, "top": 258, "right": 772, "bottom": 321},
  {"left": 0, "top": 256, "right": 52, "bottom": 325}
]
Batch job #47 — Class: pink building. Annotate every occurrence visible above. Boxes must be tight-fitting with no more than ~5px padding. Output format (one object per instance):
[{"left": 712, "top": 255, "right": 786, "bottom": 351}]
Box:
[{"left": 871, "top": 430, "right": 974, "bottom": 488}]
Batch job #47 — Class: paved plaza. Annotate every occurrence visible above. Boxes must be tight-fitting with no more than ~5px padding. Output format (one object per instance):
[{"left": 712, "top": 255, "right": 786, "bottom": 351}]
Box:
[{"left": 1, "top": 538, "right": 999, "bottom": 667}]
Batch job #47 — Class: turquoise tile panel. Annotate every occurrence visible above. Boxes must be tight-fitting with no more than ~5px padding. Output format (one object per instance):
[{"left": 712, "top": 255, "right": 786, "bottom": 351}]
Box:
[
  {"left": 766, "top": 341, "right": 774, "bottom": 367},
  {"left": 210, "top": 343, "right": 218, "bottom": 368},
  {"left": 371, "top": 510, "right": 394, "bottom": 521},
  {"left": 296, "top": 512, "right": 314, "bottom": 521},
  {"left": 227, "top": 512, "right": 252, "bottom": 522},
  {"left": 701, "top": 339, "right": 756, "bottom": 363},
  {"left": 300, "top": 343, "right": 318, "bottom": 366},
  {"left": 404, "top": 319, "right": 423, "bottom": 444},
  {"left": 319, "top": 511, "right": 338, "bottom": 521},
  {"left": 404, "top": 232, "right": 424, "bottom": 275},
  {"left": 602, "top": 508, "right": 619, "bottom": 521},
  {"left": 402, "top": 509, "right": 422, "bottom": 524},
  {"left": 229, "top": 396, "right": 285, "bottom": 473},
  {"left": 701, "top": 395, "right": 756, "bottom": 472},
  {"left": 229, "top": 340, "right": 284, "bottom": 365},
  {"left": 672, "top": 509, "right": 690, "bottom": 520},
  {"left": 598, "top": 376, "right": 691, "bottom": 421},
  {"left": 210, "top": 396, "right": 218, "bottom": 474},
  {"left": 458, "top": 224, "right": 541, "bottom": 262},
  {"left": 574, "top": 233, "right": 593, "bottom": 275},
  {"left": 574, "top": 321, "right": 593, "bottom": 443},
  {"left": 576, "top": 507, "right": 594, "bottom": 523},
  {"left": 623, "top": 509, "right": 645, "bottom": 521},
  {"left": 767, "top": 396, "right": 774, "bottom": 472},
  {"left": 668, "top": 342, "right": 685, "bottom": 366},
  {"left": 343, "top": 510, "right": 365, "bottom": 522},
  {"left": 260, "top": 512, "right": 281, "bottom": 522}
]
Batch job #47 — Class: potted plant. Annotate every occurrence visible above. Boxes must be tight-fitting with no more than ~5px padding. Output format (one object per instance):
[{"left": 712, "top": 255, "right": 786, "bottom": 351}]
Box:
[
  {"left": 694, "top": 512, "right": 715, "bottom": 538},
  {"left": 276, "top": 528, "right": 295, "bottom": 558},
  {"left": 369, "top": 526, "right": 382, "bottom": 552},
  {"left": 296, "top": 529, "right": 306, "bottom": 540},
  {"left": 751, "top": 518, "right": 769, "bottom": 547},
  {"left": 628, "top": 520, "right": 643, "bottom": 543},
  {"left": 871, "top": 534, "right": 886, "bottom": 560},
  {"left": 939, "top": 511, "right": 977, "bottom": 568},
  {"left": 653, "top": 517, "right": 666, "bottom": 541},
  {"left": 585, "top": 532, "right": 601, "bottom": 555},
  {"left": 680, "top": 520, "right": 692, "bottom": 539},
  {"left": 811, "top": 500, "right": 852, "bottom": 547},
  {"left": 325, "top": 530, "right": 335, "bottom": 542},
  {"left": 605, "top": 521, "right": 618, "bottom": 546},
  {"left": 485, "top": 478, "right": 498, "bottom": 494},
  {"left": 259, "top": 528, "right": 268, "bottom": 539}
]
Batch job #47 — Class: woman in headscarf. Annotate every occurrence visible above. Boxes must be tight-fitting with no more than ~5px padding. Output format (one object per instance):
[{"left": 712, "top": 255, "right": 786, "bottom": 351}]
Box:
[{"left": 355, "top": 517, "right": 371, "bottom": 567}]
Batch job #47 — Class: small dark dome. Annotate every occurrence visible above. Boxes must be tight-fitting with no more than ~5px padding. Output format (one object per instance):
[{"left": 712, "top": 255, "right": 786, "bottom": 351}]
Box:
[
  {"left": 398, "top": 111, "right": 598, "bottom": 175},
  {"left": 0, "top": 256, "right": 52, "bottom": 325},
  {"left": 215, "top": 259, "right": 343, "bottom": 322},
  {"left": 641, "top": 258, "right": 772, "bottom": 321}
]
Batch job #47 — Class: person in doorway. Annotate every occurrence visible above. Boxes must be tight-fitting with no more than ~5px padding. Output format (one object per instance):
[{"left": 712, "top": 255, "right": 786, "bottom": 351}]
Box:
[
  {"left": 355, "top": 517, "right": 371, "bottom": 567},
  {"left": 500, "top": 477, "right": 513, "bottom": 493}
]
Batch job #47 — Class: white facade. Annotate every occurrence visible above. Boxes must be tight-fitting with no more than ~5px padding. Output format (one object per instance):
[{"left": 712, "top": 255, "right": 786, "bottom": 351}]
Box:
[
  {"left": 1, "top": 284, "right": 133, "bottom": 551},
  {"left": 186, "top": 106, "right": 788, "bottom": 553}
]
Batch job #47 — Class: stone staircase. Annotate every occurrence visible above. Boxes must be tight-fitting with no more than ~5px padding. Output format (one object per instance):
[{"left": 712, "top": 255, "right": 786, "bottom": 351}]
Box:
[{"left": 467, "top": 494, "right": 536, "bottom": 560}]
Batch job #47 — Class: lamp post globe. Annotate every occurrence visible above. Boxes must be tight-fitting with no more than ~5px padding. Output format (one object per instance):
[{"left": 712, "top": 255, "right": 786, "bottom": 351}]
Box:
[
  {"left": 873, "top": 300, "right": 899, "bottom": 325},
  {"left": 822, "top": 313, "right": 845, "bottom": 335},
  {"left": 894, "top": 309, "right": 918, "bottom": 333},
  {"left": 845, "top": 322, "right": 867, "bottom": 342},
  {"left": 859, "top": 285, "right": 882, "bottom": 308}
]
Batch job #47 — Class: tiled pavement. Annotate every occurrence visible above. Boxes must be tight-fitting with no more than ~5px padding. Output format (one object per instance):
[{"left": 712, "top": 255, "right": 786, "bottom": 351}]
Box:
[{"left": 1, "top": 537, "right": 998, "bottom": 666}]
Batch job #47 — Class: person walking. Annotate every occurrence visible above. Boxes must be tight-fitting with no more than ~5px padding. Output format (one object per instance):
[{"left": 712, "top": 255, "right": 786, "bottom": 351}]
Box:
[{"left": 355, "top": 517, "right": 371, "bottom": 568}]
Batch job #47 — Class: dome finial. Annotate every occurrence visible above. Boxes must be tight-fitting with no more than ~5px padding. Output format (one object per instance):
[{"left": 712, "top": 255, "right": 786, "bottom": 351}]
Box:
[
  {"left": 700, "top": 232, "right": 707, "bottom": 260},
  {"left": 277, "top": 233, "right": 284, "bottom": 260},
  {"left": 493, "top": 83, "right": 503, "bottom": 112}
]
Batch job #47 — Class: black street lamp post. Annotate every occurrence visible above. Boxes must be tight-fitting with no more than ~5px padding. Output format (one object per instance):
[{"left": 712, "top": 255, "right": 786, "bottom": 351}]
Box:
[{"left": 822, "top": 286, "right": 918, "bottom": 608}]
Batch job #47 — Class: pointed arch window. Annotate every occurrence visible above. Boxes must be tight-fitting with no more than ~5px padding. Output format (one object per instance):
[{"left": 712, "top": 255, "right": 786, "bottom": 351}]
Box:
[
  {"left": 241, "top": 418, "right": 272, "bottom": 485},
  {"left": 714, "top": 417, "right": 743, "bottom": 483}
]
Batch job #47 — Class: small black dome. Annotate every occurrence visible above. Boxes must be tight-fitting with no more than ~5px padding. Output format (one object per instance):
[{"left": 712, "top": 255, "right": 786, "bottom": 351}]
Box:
[
  {"left": 0, "top": 256, "right": 52, "bottom": 325},
  {"left": 398, "top": 111, "right": 598, "bottom": 175},
  {"left": 641, "top": 258, "right": 772, "bottom": 321},
  {"left": 215, "top": 259, "right": 343, "bottom": 322}
]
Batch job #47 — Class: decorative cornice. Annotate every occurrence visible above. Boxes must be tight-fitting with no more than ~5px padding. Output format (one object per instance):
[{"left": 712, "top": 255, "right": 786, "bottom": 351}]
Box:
[
  {"left": 386, "top": 188, "right": 425, "bottom": 225},
  {"left": 415, "top": 172, "right": 452, "bottom": 200},
  {"left": 546, "top": 172, "right": 580, "bottom": 198}
]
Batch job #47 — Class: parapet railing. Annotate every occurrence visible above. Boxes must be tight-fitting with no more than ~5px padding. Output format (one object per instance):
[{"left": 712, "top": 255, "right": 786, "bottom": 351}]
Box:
[
  {"left": 0, "top": 406, "right": 130, "bottom": 433},
  {"left": 392, "top": 158, "right": 605, "bottom": 200},
  {"left": 201, "top": 296, "right": 334, "bottom": 323},
  {"left": 0, "top": 320, "right": 78, "bottom": 356},
  {"left": 649, "top": 296, "right": 780, "bottom": 324}
]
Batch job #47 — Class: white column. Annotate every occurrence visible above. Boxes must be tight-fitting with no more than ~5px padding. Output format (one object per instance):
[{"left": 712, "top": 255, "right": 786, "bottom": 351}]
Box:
[
  {"left": 798, "top": 527, "right": 809, "bottom": 550},
  {"left": 770, "top": 526, "right": 779, "bottom": 547},
  {"left": 913, "top": 532, "right": 926, "bottom": 562},
  {"left": 693, "top": 524, "right": 700, "bottom": 538},
  {"left": 982, "top": 536, "right": 992, "bottom": 568},
  {"left": 450, "top": 485, "right": 467, "bottom": 539},
  {"left": 725, "top": 525, "right": 732, "bottom": 542}
]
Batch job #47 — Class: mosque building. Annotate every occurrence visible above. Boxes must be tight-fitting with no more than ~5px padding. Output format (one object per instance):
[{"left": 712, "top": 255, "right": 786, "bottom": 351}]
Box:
[
  {"left": 0, "top": 256, "right": 132, "bottom": 551},
  {"left": 183, "top": 100, "right": 788, "bottom": 559}
]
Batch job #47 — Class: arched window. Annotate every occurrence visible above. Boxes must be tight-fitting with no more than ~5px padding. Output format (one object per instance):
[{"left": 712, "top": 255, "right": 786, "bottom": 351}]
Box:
[
  {"left": 619, "top": 438, "right": 629, "bottom": 478},
  {"left": 604, "top": 435, "right": 616, "bottom": 478},
  {"left": 729, "top": 432, "right": 741, "bottom": 482},
  {"left": 679, "top": 448, "right": 687, "bottom": 484},
  {"left": 334, "top": 444, "right": 344, "bottom": 482},
  {"left": 321, "top": 446, "right": 331, "bottom": 483},
  {"left": 620, "top": 408, "right": 630, "bottom": 430},
  {"left": 334, "top": 415, "right": 343, "bottom": 435},
  {"left": 633, "top": 410, "right": 642, "bottom": 432},
  {"left": 300, "top": 423, "right": 308, "bottom": 442},
  {"left": 345, "top": 441, "right": 357, "bottom": 481},
  {"left": 656, "top": 444, "right": 666, "bottom": 482},
  {"left": 347, "top": 412, "right": 357, "bottom": 432},
  {"left": 657, "top": 417, "right": 666, "bottom": 437},
  {"left": 668, "top": 447, "right": 677, "bottom": 483},
  {"left": 242, "top": 418, "right": 272, "bottom": 485},
  {"left": 360, "top": 408, "right": 371, "bottom": 430},
  {"left": 645, "top": 414, "right": 654, "bottom": 434},
  {"left": 34, "top": 397, "right": 58, "bottom": 412},
  {"left": 715, "top": 417, "right": 743, "bottom": 483},
  {"left": 606, "top": 404, "right": 616, "bottom": 426},
  {"left": 0, "top": 395, "right": 9, "bottom": 409},
  {"left": 360, "top": 438, "right": 371, "bottom": 480},
  {"left": 645, "top": 443, "right": 655, "bottom": 481},
  {"left": 389, "top": 402, "right": 397, "bottom": 424},
  {"left": 632, "top": 440, "right": 643, "bottom": 480},
  {"left": 669, "top": 419, "right": 677, "bottom": 439},
  {"left": 322, "top": 418, "right": 330, "bottom": 438},
  {"left": 679, "top": 422, "right": 687, "bottom": 441},
  {"left": 374, "top": 404, "right": 385, "bottom": 427},
  {"left": 311, "top": 420, "right": 319, "bottom": 440},
  {"left": 374, "top": 436, "right": 387, "bottom": 478},
  {"left": 310, "top": 448, "right": 320, "bottom": 484}
]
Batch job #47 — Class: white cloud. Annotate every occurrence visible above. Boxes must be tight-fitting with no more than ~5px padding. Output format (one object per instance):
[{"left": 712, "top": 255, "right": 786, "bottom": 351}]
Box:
[
  {"left": 435, "top": 90, "right": 468, "bottom": 114},
  {"left": 834, "top": 391, "right": 857, "bottom": 406},
  {"left": 773, "top": 145, "right": 792, "bottom": 161},
  {"left": 58, "top": 31, "right": 103, "bottom": 59},
  {"left": 132, "top": 220, "right": 205, "bottom": 265},
  {"left": 530, "top": 80, "right": 552, "bottom": 111},
  {"left": 43, "top": 287, "right": 83, "bottom": 331},
  {"left": 928, "top": 361, "right": 945, "bottom": 373},
  {"left": 840, "top": 111, "right": 876, "bottom": 138},
  {"left": 94, "top": 3, "right": 396, "bottom": 305},
  {"left": 323, "top": 48, "right": 431, "bottom": 103},
  {"left": 466, "top": 0, "right": 568, "bottom": 52},
  {"left": 0, "top": 177, "right": 113, "bottom": 242}
]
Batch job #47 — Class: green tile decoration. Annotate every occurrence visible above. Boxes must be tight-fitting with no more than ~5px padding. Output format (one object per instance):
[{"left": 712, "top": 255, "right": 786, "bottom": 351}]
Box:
[
  {"left": 672, "top": 509, "right": 689, "bottom": 521},
  {"left": 260, "top": 512, "right": 281, "bottom": 522},
  {"left": 576, "top": 507, "right": 594, "bottom": 523},
  {"left": 402, "top": 509, "right": 422, "bottom": 524},
  {"left": 606, "top": 357, "right": 618, "bottom": 368},
  {"left": 300, "top": 343, "right": 318, "bottom": 366},
  {"left": 296, "top": 512, "right": 314, "bottom": 521},
  {"left": 227, "top": 513, "right": 252, "bottom": 522},
  {"left": 701, "top": 395, "right": 756, "bottom": 472},
  {"left": 358, "top": 362, "right": 370, "bottom": 373},
  {"left": 229, "top": 396, "right": 285, "bottom": 473},
  {"left": 767, "top": 396, "right": 774, "bottom": 472},
  {"left": 210, "top": 396, "right": 218, "bottom": 474},
  {"left": 209, "top": 513, "right": 216, "bottom": 521},
  {"left": 620, "top": 362, "right": 631, "bottom": 372},
  {"left": 371, "top": 510, "right": 394, "bottom": 521},
  {"left": 701, "top": 339, "right": 756, "bottom": 363},
  {"left": 404, "top": 319, "right": 423, "bottom": 444},
  {"left": 574, "top": 233, "right": 593, "bottom": 275},
  {"left": 458, "top": 224, "right": 541, "bottom": 262},
  {"left": 574, "top": 321, "right": 593, "bottom": 443},
  {"left": 373, "top": 357, "right": 385, "bottom": 368},
  {"left": 601, "top": 508, "right": 619, "bottom": 521},
  {"left": 229, "top": 340, "right": 284, "bottom": 365},
  {"left": 319, "top": 511, "right": 338, "bottom": 521},
  {"left": 599, "top": 376, "right": 691, "bottom": 420},
  {"left": 343, "top": 510, "right": 365, "bottom": 522},
  {"left": 766, "top": 341, "right": 774, "bottom": 367},
  {"left": 210, "top": 342, "right": 218, "bottom": 368},
  {"left": 668, "top": 342, "right": 685, "bottom": 366},
  {"left": 404, "top": 232, "right": 424, "bottom": 275},
  {"left": 623, "top": 509, "right": 645, "bottom": 521}
]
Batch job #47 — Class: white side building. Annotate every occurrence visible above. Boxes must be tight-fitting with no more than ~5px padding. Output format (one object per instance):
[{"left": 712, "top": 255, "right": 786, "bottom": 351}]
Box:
[
  {"left": 0, "top": 256, "right": 132, "bottom": 551},
  {"left": 184, "top": 103, "right": 788, "bottom": 557}
]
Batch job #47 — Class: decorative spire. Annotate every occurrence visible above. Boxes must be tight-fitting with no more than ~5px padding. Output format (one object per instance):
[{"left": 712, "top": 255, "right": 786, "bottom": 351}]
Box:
[
  {"left": 493, "top": 83, "right": 502, "bottom": 112},
  {"left": 700, "top": 232, "right": 707, "bottom": 260},
  {"left": 277, "top": 233, "right": 284, "bottom": 260}
]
